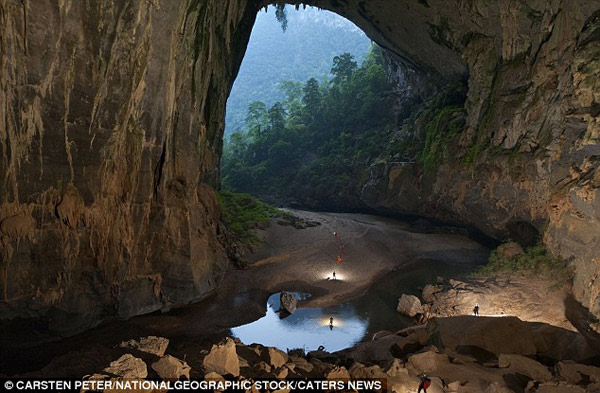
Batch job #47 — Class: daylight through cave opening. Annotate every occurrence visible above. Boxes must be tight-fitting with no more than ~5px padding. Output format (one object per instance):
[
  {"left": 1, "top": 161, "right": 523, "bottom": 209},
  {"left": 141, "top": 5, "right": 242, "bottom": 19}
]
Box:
[{"left": 220, "top": 4, "right": 465, "bottom": 213}]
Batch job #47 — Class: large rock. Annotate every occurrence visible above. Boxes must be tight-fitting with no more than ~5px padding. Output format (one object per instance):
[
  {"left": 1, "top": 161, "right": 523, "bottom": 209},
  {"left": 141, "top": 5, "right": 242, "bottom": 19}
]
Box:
[
  {"left": 290, "top": 356, "right": 313, "bottom": 374},
  {"left": 429, "top": 316, "right": 600, "bottom": 363},
  {"left": 348, "top": 362, "right": 387, "bottom": 379},
  {"left": 326, "top": 366, "right": 350, "bottom": 380},
  {"left": 203, "top": 338, "right": 240, "bottom": 377},
  {"left": 485, "top": 382, "right": 516, "bottom": 393},
  {"left": 396, "top": 294, "right": 424, "bottom": 317},
  {"left": 495, "top": 242, "right": 524, "bottom": 259},
  {"left": 498, "top": 354, "right": 552, "bottom": 382},
  {"left": 280, "top": 292, "right": 297, "bottom": 314},
  {"left": 236, "top": 344, "right": 262, "bottom": 365},
  {"left": 533, "top": 383, "right": 586, "bottom": 393},
  {"left": 422, "top": 285, "right": 440, "bottom": 303},
  {"left": 151, "top": 355, "right": 191, "bottom": 380},
  {"left": 103, "top": 354, "right": 147, "bottom": 379},
  {"left": 557, "top": 361, "right": 600, "bottom": 384},
  {"left": 407, "top": 348, "right": 449, "bottom": 372},
  {"left": 265, "top": 347, "right": 288, "bottom": 369},
  {"left": 385, "top": 359, "right": 408, "bottom": 378},
  {"left": 120, "top": 336, "right": 169, "bottom": 357}
]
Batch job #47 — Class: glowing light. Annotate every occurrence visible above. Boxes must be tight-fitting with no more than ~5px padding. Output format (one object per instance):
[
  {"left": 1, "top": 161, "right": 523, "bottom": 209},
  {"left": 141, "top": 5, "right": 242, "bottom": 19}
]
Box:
[
  {"left": 320, "top": 317, "right": 345, "bottom": 328},
  {"left": 322, "top": 271, "right": 347, "bottom": 281}
]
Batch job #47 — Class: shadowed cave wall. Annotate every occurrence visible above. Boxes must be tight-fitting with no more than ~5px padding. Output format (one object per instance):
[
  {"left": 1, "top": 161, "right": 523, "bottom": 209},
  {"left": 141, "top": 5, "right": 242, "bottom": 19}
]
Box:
[{"left": 0, "top": 0, "right": 599, "bottom": 338}]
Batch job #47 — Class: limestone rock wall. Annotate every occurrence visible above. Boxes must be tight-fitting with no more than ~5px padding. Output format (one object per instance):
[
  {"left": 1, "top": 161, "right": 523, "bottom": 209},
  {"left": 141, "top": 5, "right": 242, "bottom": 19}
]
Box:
[
  {"left": 1, "top": 0, "right": 599, "bottom": 336},
  {"left": 284, "top": 1, "right": 599, "bottom": 317},
  {"left": 0, "top": 0, "right": 258, "bottom": 335}
]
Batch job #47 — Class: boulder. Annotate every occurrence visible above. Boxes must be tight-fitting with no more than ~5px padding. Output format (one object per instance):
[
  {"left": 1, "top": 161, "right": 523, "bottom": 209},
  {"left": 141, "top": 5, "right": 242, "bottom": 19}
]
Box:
[
  {"left": 422, "top": 285, "right": 439, "bottom": 303},
  {"left": 449, "top": 279, "right": 465, "bottom": 288},
  {"left": 290, "top": 356, "right": 313, "bottom": 374},
  {"left": 429, "top": 317, "right": 538, "bottom": 356},
  {"left": 326, "top": 366, "right": 351, "bottom": 379},
  {"left": 276, "top": 367, "right": 289, "bottom": 379},
  {"left": 203, "top": 338, "right": 240, "bottom": 377},
  {"left": 447, "top": 381, "right": 461, "bottom": 392},
  {"left": 236, "top": 344, "right": 262, "bottom": 365},
  {"left": 427, "top": 377, "right": 446, "bottom": 393},
  {"left": 557, "top": 361, "right": 600, "bottom": 384},
  {"left": 120, "top": 336, "right": 169, "bottom": 357},
  {"left": 498, "top": 354, "right": 551, "bottom": 382},
  {"left": 309, "top": 358, "right": 335, "bottom": 375},
  {"left": 533, "top": 382, "right": 586, "bottom": 393},
  {"left": 348, "top": 362, "right": 387, "bottom": 379},
  {"left": 407, "top": 348, "right": 449, "bottom": 372},
  {"left": 103, "top": 354, "right": 147, "bottom": 378},
  {"left": 280, "top": 292, "right": 297, "bottom": 314},
  {"left": 485, "top": 382, "right": 517, "bottom": 393},
  {"left": 253, "top": 361, "right": 272, "bottom": 376},
  {"left": 396, "top": 294, "right": 423, "bottom": 317},
  {"left": 496, "top": 242, "right": 524, "bottom": 259},
  {"left": 151, "top": 355, "right": 191, "bottom": 380},
  {"left": 204, "top": 371, "right": 224, "bottom": 381},
  {"left": 391, "top": 336, "right": 426, "bottom": 359},
  {"left": 386, "top": 358, "right": 408, "bottom": 377},
  {"left": 266, "top": 347, "right": 288, "bottom": 368}
]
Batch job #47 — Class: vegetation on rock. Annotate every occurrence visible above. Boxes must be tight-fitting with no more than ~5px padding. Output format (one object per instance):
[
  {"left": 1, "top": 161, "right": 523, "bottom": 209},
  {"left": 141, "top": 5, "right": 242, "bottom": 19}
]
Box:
[
  {"left": 476, "top": 241, "right": 571, "bottom": 279},
  {"left": 217, "top": 190, "right": 285, "bottom": 245}
]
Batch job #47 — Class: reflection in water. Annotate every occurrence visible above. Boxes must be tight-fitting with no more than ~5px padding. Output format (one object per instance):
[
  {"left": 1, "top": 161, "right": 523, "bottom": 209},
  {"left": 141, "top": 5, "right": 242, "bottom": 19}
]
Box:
[
  {"left": 232, "top": 293, "right": 368, "bottom": 353},
  {"left": 232, "top": 260, "right": 481, "bottom": 353}
]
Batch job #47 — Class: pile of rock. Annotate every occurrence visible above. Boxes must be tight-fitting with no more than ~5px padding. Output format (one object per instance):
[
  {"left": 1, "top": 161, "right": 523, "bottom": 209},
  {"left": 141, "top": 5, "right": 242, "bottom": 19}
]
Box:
[{"left": 89, "top": 314, "right": 600, "bottom": 393}]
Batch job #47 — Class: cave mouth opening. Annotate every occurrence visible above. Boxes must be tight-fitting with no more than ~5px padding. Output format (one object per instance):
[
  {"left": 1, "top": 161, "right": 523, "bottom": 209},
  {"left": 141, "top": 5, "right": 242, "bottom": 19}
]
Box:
[{"left": 220, "top": 3, "right": 468, "bottom": 214}]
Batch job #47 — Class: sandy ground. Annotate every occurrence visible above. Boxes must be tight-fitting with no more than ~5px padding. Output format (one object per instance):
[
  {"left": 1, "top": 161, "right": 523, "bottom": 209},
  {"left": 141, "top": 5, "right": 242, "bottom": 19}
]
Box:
[
  {"left": 130, "top": 210, "right": 490, "bottom": 336},
  {"left": 1, "top": 211, "right": 490, "bottom": 375}
]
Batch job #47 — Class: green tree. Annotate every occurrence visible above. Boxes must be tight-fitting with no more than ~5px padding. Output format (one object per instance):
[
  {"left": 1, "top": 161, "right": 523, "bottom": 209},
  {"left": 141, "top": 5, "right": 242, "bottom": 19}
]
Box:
[
  {"left": 302, "top": 78, "right": 321, "bottom": 123},
  {"left": 268, "top": 102, "right": 286, "bottom": 131},
  {"left": 221, "top": 47, "right": 396, "bottom": 208},
  {"left": 246, "top": 101, "right": 268, "bottom": 138},
  {"left": 331, "top": 53, "right": 357, "bottom": 85}
]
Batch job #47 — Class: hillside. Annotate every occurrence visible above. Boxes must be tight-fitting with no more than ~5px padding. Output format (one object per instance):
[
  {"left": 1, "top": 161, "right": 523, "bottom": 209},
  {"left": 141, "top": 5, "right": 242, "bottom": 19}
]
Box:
[{"left": 225, "top": 6, "right": 372, "bottom": 135}]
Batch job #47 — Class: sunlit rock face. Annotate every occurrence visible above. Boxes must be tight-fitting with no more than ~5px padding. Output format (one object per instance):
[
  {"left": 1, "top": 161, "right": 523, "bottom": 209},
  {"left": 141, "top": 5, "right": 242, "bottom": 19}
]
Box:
[
  {"left": 0, "top": 0, "right": 598, "bottom": 336},
  {"left": 0, "top": 0, "right": 258, "bottom": 335}
]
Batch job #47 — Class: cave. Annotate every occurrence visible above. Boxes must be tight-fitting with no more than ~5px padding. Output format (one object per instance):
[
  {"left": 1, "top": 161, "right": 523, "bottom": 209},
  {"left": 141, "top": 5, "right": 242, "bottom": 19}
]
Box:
[{"left": 1, "top": 0, "right": 599, "bottom": 384}]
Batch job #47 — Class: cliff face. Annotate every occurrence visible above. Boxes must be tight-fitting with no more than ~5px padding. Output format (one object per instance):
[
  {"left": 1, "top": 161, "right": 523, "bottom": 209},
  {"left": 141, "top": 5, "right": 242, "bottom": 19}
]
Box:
[
  {"left": 365, "top": 1, "right": 600, "bottom": 319},
  {"left": 288, "top": 0, "right": 600, "bottom": 320},
  {"left": 0, "top": 0, "right": 258, "bottom": 336},
  {"left": 1, "top": 0, "right": 599, "bottom": 337}
]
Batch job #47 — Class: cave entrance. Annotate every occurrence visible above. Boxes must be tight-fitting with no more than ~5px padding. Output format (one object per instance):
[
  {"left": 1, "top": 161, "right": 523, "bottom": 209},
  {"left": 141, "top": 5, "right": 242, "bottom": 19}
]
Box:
[{"left": 221, "top": 4, "right": 425, "bottom": 211}]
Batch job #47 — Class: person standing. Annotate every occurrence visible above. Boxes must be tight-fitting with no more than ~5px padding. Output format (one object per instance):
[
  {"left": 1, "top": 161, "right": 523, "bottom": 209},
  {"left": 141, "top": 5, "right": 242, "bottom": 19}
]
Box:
[
  {"left": 418, "top": 373, "right": 431, "bottom": 393},
  {"left": 473, "top": 303, "right": 480, "bottom": 316}
]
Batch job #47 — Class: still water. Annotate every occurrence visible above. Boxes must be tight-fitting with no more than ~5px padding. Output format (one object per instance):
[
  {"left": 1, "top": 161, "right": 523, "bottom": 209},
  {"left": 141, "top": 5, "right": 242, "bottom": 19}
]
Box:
[
  {"left": 232, "top": 259, "right": 474, "bottom": 353},
  {"left": 232, "top": 292, "right": 369, "bottom": 353}
]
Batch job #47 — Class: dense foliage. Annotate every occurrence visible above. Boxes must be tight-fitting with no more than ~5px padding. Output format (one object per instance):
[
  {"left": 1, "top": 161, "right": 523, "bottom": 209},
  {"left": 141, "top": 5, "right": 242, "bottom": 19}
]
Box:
[
  {"left": 217, "top": 190, "right": 285, "bottom": 245},
  {"left": 475, "top": 242, "right": 571, "bottom": 279},
  {"left": 221, "top": 46, "right": 395, "bottom": 207},
  {"left": 225, "top": 6, "right": 371, "bottom": 134}
]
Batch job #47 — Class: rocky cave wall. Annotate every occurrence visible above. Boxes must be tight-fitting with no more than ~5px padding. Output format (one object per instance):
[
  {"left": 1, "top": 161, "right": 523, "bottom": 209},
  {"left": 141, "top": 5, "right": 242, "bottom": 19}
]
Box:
[
  {"left": 285, "top": 0, "right": 600, "bottom": 319},
  {"left": 0, "top": 0, "right": 259, "bottom": 336},
  {"left": 1, "top": 0, "right": 599, "bottom": 337}
]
